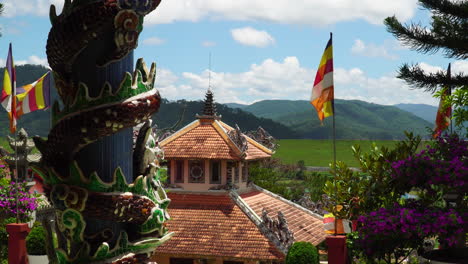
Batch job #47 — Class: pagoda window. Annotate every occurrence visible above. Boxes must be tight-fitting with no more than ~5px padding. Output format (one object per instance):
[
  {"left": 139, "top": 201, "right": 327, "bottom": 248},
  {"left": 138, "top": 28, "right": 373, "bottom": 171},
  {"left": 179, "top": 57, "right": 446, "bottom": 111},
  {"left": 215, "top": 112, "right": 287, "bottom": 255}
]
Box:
[
  {"left": 175, "top": 160, "right": 184, "bottom": 183},
  {"left": 242, "top": 162, "right": 248, "bottom": 182},
  {"left": 226, "top": 161, "right": 234, "bottom": 184},
  {"left": 210, "top": 160, "right": 221, "bottom": 184},
  {"left": 189, "top": 160, "right": 205, "bottom": 183},
  {"left": 170, "top": 258, "right": 194, "bottom": 264},
  {"left": 234, "top": 163, "right": 239, "bottom": 183}
]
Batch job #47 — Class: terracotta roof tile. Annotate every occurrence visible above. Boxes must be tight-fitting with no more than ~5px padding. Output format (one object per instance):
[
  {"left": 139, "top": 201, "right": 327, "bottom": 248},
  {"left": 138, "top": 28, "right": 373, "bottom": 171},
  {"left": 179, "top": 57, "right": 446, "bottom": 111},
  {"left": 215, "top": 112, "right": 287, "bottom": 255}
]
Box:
[
  {"left": 240, "top": 191, "right": 327, "bottom": 245},
  {"left": 155, "top": 193, "right": 284, "bottom": 260},
  {"left": 161, "top": 119, "right": 272, "bottom": 161},
  {"left": 162, "top": 123, "right": 240, "bottom": 160},
  {"left": 245, "top": 141, "right": 271, "bottom": 160}
]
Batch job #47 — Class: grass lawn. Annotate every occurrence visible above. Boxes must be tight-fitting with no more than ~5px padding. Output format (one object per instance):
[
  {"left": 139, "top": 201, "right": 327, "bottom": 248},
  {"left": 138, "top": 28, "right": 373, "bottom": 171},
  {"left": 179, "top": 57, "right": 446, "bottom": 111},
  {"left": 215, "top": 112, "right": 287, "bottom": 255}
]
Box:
[{"left": 273, "top": 139, "right": 404, "bottom": 167}]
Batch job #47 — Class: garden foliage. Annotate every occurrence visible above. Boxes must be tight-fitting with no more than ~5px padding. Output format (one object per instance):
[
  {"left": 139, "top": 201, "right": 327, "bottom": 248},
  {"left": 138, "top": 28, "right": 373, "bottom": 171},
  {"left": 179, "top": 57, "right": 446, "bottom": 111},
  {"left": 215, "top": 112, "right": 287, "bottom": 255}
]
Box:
[
  {"left": 324, "top": 133, "right": 467, "bottom": 264},
  {"left": 26, "top": 222, "right": 47, "bottom": 255},
  {"left": 285, "top": 241, "right": 319, "bottom": 264},
  {"left": 249, "top": 158, "right": 330, "bottom": 202}
]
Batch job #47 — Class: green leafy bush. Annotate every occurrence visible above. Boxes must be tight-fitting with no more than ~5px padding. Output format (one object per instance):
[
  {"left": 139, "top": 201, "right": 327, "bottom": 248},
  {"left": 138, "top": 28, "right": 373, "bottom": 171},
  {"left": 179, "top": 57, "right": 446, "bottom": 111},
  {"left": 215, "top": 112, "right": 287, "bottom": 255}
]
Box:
[
  {"left": 286, "top": 241, "right": 319, "bottom": 264},
  {"left": 26, "top": 223, "right": 47, "bottom": 255}
]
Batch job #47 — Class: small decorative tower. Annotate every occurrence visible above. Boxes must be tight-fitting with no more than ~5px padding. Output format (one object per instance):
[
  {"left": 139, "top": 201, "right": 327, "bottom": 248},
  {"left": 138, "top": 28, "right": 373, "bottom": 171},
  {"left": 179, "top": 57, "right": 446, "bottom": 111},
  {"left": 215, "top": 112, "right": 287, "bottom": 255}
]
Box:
[
  {"left": 1, "top": 128, "right": 40, "bottom": 181},
  {"left": 202, "top": 90, "right": 217, "bottom": 117}
]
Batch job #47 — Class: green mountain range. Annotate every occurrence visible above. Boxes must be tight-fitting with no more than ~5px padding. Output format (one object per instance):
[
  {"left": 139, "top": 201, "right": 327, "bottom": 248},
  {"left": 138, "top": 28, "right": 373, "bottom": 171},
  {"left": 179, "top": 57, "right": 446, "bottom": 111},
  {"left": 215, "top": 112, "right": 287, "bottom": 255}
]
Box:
[
  {"left": 0, "top": 65, "right": 297, "bottom": 139},
  {"left": 0, "top": 64, "right": 435, "bottom": 140},
  {"left": 394, "top": 103, "right": 437, "bottom": 123},
  {"left": 229, "top": 100, "right": 433, "bottom": 139}
]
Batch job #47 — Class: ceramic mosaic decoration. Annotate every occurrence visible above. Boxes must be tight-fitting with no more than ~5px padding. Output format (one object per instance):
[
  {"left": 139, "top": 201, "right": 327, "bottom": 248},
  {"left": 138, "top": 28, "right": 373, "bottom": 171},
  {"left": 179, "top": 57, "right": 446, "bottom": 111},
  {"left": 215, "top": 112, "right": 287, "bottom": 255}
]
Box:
[{"left": 32, "top": 1, "right": 172, "bottom": 263}]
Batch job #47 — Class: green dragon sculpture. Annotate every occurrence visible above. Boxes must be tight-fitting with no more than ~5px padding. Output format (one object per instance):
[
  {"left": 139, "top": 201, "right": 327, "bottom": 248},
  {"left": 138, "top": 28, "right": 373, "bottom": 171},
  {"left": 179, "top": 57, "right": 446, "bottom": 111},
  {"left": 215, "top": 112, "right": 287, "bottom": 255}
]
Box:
[{"left": 32, "top": 0, "right": 172, "bottom": 263}]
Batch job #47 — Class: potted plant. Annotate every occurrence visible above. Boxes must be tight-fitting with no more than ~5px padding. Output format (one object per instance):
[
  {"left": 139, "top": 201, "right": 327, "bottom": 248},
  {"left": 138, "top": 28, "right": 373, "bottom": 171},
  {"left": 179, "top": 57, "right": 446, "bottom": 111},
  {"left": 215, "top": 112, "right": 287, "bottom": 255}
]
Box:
[
  {"left": 0, "top": 163, "right": 40, "bottom": 263},
  {"left": 26, "top": 222, "right": 48, "bottom": 264}
]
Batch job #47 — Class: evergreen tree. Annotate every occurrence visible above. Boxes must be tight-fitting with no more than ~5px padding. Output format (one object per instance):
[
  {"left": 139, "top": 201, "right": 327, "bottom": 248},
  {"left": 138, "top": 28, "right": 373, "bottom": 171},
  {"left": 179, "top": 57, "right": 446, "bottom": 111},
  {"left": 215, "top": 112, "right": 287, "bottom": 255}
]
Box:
[{"left": 384, "top": 0, "right": 468, "bottom": 131}]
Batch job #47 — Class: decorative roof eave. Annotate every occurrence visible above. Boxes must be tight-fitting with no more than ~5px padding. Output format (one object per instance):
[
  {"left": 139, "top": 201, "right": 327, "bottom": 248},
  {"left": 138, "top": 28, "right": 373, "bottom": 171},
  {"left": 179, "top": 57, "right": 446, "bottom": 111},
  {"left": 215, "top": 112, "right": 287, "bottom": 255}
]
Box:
[
  {"left": 229, "top": 189, "right": 289, "bottom": 255},
  {"left": 219, "top": 121, "right": 274, "bottom": 155},
  {"left": 212, "top": 120, "right": 245, "bottom": 158},
  {"left": 252, "top": 184, "right": 324, "bottom": 221},
  {"left": 245, "top": 136, "right": 274, "bottom": 155},
  {"left": 154, "top": 251, "right": 281, "bottom": 261},
  {"left": 160, "top": 119, "right": 200, "bottom": 147}
]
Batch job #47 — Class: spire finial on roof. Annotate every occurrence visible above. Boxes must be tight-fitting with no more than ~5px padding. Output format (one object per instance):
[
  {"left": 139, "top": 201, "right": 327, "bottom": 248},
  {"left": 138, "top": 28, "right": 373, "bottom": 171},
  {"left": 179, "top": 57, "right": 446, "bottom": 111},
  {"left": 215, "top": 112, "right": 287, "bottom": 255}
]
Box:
[
  {"left": 202, "top": 89, "right": 217, "bottom": 116},
  {"left": 197, "top": 53, "right": 221, "bottom": 120}
]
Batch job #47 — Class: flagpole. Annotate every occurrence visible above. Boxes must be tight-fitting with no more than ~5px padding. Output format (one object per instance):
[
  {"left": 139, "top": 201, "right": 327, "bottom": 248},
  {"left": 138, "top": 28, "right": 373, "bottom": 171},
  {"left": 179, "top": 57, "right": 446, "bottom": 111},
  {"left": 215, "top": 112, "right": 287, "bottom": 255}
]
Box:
[
  {"left": 329, "top": 32, "right": 338, "bottom": 236},
  {"left": 447, "top": 63, "right": 452, "bottom": 134}
]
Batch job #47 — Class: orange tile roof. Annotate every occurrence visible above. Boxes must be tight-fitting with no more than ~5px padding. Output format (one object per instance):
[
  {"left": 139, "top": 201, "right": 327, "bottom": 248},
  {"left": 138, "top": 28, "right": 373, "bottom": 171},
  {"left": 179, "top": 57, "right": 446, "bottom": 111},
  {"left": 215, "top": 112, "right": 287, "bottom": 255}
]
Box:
[
  {"left": 240, "top": 190, "right": 327, "bottom": 245},
  {"left": 161, "top": 119, "right": 273, "bottom": 160},
  {"left": 155, "top": 193, "right": 284, "bottom": 260},
  {"left": 161, "top": 121, "right": 240, "bottom": 160},
  {"left": 245, "top": 141, "right": 271, "bottom": 160}
]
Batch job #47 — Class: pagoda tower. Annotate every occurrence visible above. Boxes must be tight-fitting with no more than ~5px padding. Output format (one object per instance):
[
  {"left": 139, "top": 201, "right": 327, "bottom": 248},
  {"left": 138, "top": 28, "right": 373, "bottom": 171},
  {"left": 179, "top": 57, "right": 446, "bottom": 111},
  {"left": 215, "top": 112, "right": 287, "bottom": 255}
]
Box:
[{"left": 153, "top": 91, "right": 327, "bottom": 264}]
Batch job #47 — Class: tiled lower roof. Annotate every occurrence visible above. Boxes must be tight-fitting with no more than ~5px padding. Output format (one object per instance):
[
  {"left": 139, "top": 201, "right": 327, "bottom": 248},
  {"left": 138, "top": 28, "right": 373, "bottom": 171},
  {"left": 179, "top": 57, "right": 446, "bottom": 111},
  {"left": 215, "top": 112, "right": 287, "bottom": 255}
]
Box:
[
  {"left": 245, "top": 141, "right": 271, "bottom": 160},
  {"left": 155, "top": 193, "right": 284, "bottom": 260},
  {"left": 240, "top": 189, "right": 327, "bottom": 245}
]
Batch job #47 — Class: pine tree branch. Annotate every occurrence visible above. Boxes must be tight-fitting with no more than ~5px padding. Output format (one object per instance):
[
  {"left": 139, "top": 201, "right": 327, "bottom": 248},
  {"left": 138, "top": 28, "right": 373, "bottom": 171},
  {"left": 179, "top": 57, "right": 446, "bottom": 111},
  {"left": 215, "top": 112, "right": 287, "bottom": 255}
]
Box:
[
  {"left": 398, "top": 64, "right": 468, "bottom": 93},
  {"left": 384, "top": 16, "right": 468, "bottom": 59},
  {"left": 420, "top": 0, "right": 468, "bottom": 19}
]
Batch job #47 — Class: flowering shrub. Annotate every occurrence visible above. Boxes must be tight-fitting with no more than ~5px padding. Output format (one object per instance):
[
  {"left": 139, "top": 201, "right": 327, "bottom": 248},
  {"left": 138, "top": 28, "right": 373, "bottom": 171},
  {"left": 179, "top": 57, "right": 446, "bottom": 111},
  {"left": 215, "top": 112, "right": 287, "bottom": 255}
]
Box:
[
  {"left": 391, "top": 134, "right": 468, "bottom": 193},
  {"left": 356, "top": 202, "right": 464, "bottom": 262},
  {"left": 353, "top": 134, "right": 468, "bottom": 263},
  {"left": 0, "top": 161, "right": 38, "bottom": 222}
]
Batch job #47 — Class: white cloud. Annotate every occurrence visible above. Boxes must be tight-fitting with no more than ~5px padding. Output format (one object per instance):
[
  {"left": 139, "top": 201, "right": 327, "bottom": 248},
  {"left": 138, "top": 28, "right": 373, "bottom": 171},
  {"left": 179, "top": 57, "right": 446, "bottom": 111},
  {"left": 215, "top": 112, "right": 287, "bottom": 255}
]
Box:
[
  {"left": 2, "top": 0, "right": 63, "bottom": 17},
  {"left": 202, "top": 41, "right": 217, "bottom": 47},
  {"left": 418, "top": 62, "right": 443, "bottom": 74},
  {"left": 146, "top": 0, "right": 418, "bottom": 26},
  {"left": 154, "top": 56, "right": 438, "bottom": 106},
  {"left": 5, "top": 0, "right": 418, "bottom": 28},
  {"left": 142, "top": 37, "right": 166, "bottom": 46},
  {"left": 452, "top": 61, "right": 468, "bottom": 75},
  {"left": 411, "top": 61, "right": 468, "bottom": 76},
  {"left": 351, "top": 39, "right": 398, "bottom": 60},
  {"left": 231, "top": 27, "right": 275, "bottom": 48},
  {"left": 13, "top": 55, "right": 49, "bottom": 68}
]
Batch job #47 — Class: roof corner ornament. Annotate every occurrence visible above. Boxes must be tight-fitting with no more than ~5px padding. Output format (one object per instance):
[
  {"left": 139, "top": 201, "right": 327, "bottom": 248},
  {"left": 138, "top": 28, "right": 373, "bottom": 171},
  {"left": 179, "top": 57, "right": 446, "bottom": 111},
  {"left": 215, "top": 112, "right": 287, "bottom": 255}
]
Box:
[
  {"left": 227, "top": 124, "right": 248, "bottom": 153},
  {"left": 246, "top": 126, "right": 278, "bottom": 151},
  {"left": 262, "top": 209, "right": 295, "bottom": 251}
]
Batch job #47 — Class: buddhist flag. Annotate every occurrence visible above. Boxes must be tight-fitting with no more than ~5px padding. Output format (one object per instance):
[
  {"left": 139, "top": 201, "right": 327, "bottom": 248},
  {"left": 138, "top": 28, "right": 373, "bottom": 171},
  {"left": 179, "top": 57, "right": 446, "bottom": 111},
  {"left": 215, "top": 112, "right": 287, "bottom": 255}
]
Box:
[
  {"left": 433, "top": 64, "right": 451, "bottom": 138},
  {"left": 311, "top": 33, "right": 334, "bottom": 123},
  {"left": 0, "top": 43, "right": 17, "bottom": 133},
  {"left": 16, "top": 72, "right": 51, "bottom": 117}
]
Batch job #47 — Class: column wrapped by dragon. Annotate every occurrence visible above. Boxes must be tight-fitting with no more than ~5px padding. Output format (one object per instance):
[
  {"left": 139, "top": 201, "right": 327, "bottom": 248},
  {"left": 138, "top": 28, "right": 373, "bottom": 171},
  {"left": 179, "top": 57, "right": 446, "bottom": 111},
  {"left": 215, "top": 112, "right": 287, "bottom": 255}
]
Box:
[{"left": 32, "top": 0, "right": 173, "bottom": 263}]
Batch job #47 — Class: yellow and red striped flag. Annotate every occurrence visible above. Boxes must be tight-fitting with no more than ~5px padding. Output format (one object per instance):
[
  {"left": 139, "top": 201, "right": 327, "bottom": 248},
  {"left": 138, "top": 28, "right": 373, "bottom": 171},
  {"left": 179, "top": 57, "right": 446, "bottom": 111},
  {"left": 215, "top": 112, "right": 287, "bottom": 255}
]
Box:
[
  {"left": 311, "top": 34, "right": 333, "bottom": 123},
  {"left": 0, "top": 43, "right": 17, "bottom": 133},
  {"left": 433, "top": 64, "right": 451, "bottom": 138},
  {"left": 16, "top": 72, "right": 51, "bottom": 117}
]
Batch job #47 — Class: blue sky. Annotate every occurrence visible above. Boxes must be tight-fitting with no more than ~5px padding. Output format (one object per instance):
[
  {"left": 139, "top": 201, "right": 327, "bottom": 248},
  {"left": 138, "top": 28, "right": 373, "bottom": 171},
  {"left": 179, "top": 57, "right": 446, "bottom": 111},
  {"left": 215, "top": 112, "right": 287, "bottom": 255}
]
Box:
[{"left": 0, "top": 0, "right": 466, "bottom": 106}]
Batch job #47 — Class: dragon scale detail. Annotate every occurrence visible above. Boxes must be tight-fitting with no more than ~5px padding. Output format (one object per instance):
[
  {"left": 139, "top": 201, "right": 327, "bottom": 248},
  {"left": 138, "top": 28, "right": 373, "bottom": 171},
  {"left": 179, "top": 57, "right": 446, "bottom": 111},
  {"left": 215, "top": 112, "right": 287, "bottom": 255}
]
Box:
[{"left": 32, "top": 0, "right": 172, "bottom": 263}]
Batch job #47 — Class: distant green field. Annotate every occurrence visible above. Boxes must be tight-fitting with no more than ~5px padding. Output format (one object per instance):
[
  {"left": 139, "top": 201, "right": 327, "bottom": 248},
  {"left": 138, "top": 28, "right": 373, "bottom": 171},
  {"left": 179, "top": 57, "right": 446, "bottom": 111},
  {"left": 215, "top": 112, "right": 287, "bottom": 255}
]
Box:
[
  {"left": 273, "top": 139, "right": 403, "bottom": 167},
  {"left": 0, "top": 137, "right": 10, "bottom": 152}
]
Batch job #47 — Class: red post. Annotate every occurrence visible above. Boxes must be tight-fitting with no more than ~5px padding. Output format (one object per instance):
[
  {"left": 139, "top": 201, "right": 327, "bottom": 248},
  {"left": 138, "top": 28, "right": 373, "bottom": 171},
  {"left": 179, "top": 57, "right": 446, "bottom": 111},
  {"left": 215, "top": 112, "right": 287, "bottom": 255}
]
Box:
[
  {"left": 327, "top": 235, "right": 347, "bottom": 264},
  {"left": 6, "top": 223, "right": 30, "bottom": 264}
]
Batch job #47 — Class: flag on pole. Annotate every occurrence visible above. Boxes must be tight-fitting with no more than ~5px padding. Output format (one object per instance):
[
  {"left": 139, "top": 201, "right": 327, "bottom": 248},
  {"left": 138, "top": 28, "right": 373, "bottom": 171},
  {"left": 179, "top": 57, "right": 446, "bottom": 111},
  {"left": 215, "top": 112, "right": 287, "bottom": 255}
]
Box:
[
  {"left": 311, "top": 33, "right": 334, "bottom": 123},
  {"left": 16, "top": 72, "right": 51, "bottom": 117},
  {"left": 0, "top": 43, "right": 17, "bottom": 133},
  {"left": 433, "top": 64, "right": 451, "bottom": 138}
]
